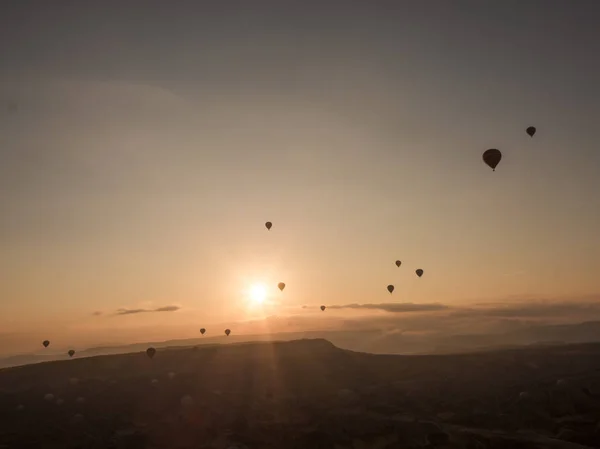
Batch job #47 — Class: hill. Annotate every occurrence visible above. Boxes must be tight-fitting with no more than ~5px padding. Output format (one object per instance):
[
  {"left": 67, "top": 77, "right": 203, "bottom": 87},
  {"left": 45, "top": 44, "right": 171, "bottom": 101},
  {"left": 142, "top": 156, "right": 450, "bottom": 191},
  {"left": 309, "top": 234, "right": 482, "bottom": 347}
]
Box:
[
  {"left": 7, "top": 320, "right": 600, "bottom": 371},
  {"left": 1, "top": 339, "right": 600, "bottom": 448}
]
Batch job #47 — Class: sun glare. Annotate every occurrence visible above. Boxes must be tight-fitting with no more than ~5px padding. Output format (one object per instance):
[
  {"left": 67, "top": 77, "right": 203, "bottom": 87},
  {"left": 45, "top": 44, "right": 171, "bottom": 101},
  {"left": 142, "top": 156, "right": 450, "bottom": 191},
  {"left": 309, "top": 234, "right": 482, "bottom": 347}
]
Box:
[{"left": 248, "top": 283, "right": 267, "bottom": 306}]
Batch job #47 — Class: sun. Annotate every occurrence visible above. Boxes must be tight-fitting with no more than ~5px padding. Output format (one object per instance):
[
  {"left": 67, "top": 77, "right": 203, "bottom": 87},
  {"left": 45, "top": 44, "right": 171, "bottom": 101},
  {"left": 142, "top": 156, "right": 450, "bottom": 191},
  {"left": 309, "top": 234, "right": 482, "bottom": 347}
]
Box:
[{"left": 248, "top": 283, "right": 267, "bottom": 306}]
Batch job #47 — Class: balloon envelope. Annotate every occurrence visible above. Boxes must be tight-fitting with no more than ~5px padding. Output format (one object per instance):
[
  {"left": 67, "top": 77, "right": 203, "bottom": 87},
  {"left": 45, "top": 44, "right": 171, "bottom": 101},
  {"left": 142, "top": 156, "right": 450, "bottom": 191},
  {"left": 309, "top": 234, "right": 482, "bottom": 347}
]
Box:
[
  {"left": 395, "top": 260, "right": 401, "bottom": 267},
  {"left": 265, "top": 221, "right": 272, "bottom": 230},
  {"left": 43, "top": 340, "right": 50, "bottom": 348},
  {"left": 387, "top": 285, "right": 394, "bottom": 294},
  {"left": 225, "top": 329, "right": 231, "bottom": 336},
  {"left": 416, "top": 269, "right": 424, "bottom": 277},
  {"left": 146, "top": 347, "right": 156, "bottom": 359},
  {"left": 482, "top": 149, "right": 502, "bottom": 171},
  {"left": 320, "top": 305, "right": 326, "bottom": 311},
  {"left": 68, "top": 350, "right": 75, "bottom": 357},
  {"left": 200, "top": 328, "right": 206, "bottom": 335},
  {"left": 278, "top": 282, "right": 285, "bottom": 291},
  {"left": 526, "top": 126, "right": 536, "bottom": 137}
]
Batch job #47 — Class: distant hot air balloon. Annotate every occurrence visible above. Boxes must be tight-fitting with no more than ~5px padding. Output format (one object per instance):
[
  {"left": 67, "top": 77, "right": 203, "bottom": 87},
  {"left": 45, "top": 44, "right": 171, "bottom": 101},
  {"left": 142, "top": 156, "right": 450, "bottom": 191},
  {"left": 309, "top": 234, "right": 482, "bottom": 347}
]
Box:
[
  {"left": 482, "top": 149, "right": 502, "bottom": 171},
  {"left": 200, "top": 328, "right": 206, "bottom": 335},
  {"left": 265, "top": 222, "right": 272, "bottom": 230},
  {"left": 68, "top": 350, "right": 75, "bottom": 358},
  {"left": 278, "top": 282, "right": 286, "bottom": 291},
  {"left": 416, "top": 269, "right": 424, "bottom": 278},
  {"left": 320, "top": 305, "right": 326, "bottom": 311},
  {"left": 181, "top": 395, "right": 194, "bottom": 408},
  {"left": 146, "top": 347, "right": 156, "bottom": 359},
  {"left": 43, "top": 340, "right": 50, "bottom": 348},
  {"left": 71, "top": 413, "right": 84, "bottom": 424},
  {"left": 526, "top": 126, "right": 536, "bottom": 137},
  {"left": 395, "top": 260, "right": 401, "bottom": 267},
  {"left": 387, "top": 285, "right": 394, "bottom": 294},
  {"left": 225, "top": 329, "right": 231, "bottom": 336}
]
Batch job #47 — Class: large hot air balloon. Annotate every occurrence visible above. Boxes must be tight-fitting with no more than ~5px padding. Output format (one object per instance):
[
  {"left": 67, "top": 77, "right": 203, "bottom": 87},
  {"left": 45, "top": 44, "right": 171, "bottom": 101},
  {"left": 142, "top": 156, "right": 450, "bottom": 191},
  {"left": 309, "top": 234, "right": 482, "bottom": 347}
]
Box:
[
  {"left": 526, "top": 126, "right": 536, "bottom": 137},
  {"left": 416, "top": 269, "right": 424, "bottom": 278},
  {"left": 320, "top": 305, "right": 326, "bottom": 311},
  {"left": 387, "top": 285, "right": 394, "bottom": 294},
  {"left": 68, "top": 350, "right": 75, "bottom": 358},
  {"left": 146, "top": 347, "right": 156, "bottom": 359},
  {"left": 265, "top": 222, "right": 272, "bottom": 230},
  {"left": 395, "top": 260, "right": 401, "bottom": 267},
  {"left": 200, "top": 328, "right": 206, "bottom": 335},
  {"left": 278, "top": 282, "right": 286, "bottom": 291},
  {"left": 224, "top": 329, "right": 231, "bottom": 336},
  {"left": 43, "top": 340, "right": 50, "bottom": 348},
  {"left": 482, "top": 149, "right": 502, "bottom": 171}
]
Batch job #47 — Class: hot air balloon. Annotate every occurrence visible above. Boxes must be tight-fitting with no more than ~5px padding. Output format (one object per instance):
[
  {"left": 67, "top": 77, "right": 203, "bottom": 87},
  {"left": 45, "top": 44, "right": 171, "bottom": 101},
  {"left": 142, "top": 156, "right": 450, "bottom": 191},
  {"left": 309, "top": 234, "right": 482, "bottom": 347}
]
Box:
[
  {"left": 68, "top": 350, "right": 75, "bottom": 358},
  {"left": 387, "top": 285, "right": 394, "bottom": 294},
  {"left": 146, "top": 347, "right": 156, "bottom": 359},
  {"left": 43, "top": 340, "right": 50, "bottom": 348},
  {"left": 526, "top": 126, "right": 536, "bottom": 137},
  {"left": 278, "top": 282, "right": 286, "bottom": 291},
  {"left": 181, "top": 395, "right": 194, "bottom": 408},
  {"left": 395, "top": 260, "right": 401, "bottom": 267},
  {"left": 225, "top": 329, "right": 231, "bottom": 336},
  {"left": 200, "top": 328, "right": 206, "bottom": 335},
  {"left": 71, "top": 414, "right": 84, "bottom": 424},
  {"left": 320, "top": 305, "right": 326, "bottom": 311},
  {"left": 416, "top": 269, "right": 423, "bottom": 278},
  {"left": 265, "top": 222, "right": 272, "bottom": 230},
  {"left": 482, "top": 149, "right": 502, "bottom": 171}
]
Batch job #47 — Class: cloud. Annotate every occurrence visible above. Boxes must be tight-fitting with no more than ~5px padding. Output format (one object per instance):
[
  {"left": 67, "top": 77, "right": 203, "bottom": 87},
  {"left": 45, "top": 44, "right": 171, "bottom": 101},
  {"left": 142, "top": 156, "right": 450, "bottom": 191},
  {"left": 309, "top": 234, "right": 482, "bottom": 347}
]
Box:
[
  {"left": 449, "top": 301, "right": 600, "bottom": 319},
  {"left": 91, "top": 311, "right": 103, "bottom": 316},
  {"left": 327, "top": 303, "right": 449, "bottom": 313},
  {"left": 154, "top": 305, "right": 180, "bottom": 312},
  {"left": 114, "top": 306, "right": 181, "bottom": 316}
]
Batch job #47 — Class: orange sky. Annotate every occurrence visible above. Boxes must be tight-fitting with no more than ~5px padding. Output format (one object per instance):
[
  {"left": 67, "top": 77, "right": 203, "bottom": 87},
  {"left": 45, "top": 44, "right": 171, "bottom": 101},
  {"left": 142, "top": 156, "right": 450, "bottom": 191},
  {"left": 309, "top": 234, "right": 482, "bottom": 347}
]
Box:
[{"left": 1, "top": 2, "right": 599, "bottom": 356}]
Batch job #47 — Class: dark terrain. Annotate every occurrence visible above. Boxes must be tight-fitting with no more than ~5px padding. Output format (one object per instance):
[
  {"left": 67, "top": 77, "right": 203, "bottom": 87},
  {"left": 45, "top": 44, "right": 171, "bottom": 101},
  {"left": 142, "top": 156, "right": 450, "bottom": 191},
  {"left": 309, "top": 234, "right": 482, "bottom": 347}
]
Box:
[{"left": 1, "top": 339, "right": 600, "bottom": 449}]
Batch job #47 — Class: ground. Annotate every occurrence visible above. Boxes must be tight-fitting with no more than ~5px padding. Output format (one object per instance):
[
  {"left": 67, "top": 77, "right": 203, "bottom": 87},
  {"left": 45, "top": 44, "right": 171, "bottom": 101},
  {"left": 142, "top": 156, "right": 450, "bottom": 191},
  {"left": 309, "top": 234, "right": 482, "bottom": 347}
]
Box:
[{"left": 1, "top": 339, "right": 600, "bottom": 448}]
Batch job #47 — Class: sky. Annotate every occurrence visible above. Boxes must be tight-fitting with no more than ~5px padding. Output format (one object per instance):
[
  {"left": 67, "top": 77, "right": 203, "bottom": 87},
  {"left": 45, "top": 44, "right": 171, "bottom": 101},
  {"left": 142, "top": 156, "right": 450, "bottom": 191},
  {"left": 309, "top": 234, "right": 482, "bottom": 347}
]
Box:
[{"left": 1, "top": 0, "right": 599, "bottom": 356}]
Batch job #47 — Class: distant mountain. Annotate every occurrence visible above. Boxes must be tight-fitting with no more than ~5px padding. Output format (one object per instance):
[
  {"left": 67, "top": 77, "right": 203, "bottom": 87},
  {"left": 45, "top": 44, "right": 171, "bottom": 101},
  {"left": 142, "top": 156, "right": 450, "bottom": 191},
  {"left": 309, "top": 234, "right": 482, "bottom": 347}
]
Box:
[{"left": 3, "top": 320, "right": 600, "bottom": 370}]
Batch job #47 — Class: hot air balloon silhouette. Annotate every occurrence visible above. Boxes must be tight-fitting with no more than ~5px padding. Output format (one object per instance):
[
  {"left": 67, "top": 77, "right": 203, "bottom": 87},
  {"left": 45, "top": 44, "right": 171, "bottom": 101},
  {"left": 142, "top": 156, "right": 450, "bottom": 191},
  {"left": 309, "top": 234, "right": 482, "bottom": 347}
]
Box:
[
  {"left": 278, "top": 282, "right": 286, "bottom": 291},
  {"left": 265, "top": 222, "right": 272, "bottom": 230},
  {"left": 395, "top": 260, "right": 401, "bottom": 267},
  {"left": 68, "top": 350, "right": 75, "bottom": 358},
  {"left": 42, "top": 340, "right": 50, "bottom": 348},
  {"left": 416, "top": 269, "right": 424, "bottom": 277},
  {"left": 224, "top": 329, "right": 231, "bottom": 336},
  {"left": 200, "top": 328, "right": 206, "bottom": 335},
  {"left": 482, "top": 149, "right": 502, "bottom": 171},
  {"left": 320, "top": 305, "right": 326, "bottom": 311},
  {"left": 526, "top": 126, "right": 536, "bottom": 137},
  {"left": 387, "top": 285, "right": 394, "bottom": 294},
  {"left": 146, "top": 347, "right": 156, "bottom": 359}
]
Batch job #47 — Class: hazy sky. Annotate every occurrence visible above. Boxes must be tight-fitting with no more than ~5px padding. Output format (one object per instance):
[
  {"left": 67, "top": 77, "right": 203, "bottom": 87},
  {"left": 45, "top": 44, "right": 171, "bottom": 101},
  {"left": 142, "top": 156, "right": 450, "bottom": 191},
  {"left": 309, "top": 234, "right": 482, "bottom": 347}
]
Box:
[{"left": 1, "top": 1, "right": 599, "bottom": 355}]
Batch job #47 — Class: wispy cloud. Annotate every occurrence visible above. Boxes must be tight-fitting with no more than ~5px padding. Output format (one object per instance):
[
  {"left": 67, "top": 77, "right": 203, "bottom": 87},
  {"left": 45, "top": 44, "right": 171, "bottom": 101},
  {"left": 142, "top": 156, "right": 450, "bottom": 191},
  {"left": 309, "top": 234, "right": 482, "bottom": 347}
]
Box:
[
  {"left": 114, "top": 306, "right": 181, "bottom": 316},
  {"left": 327, "top": 303, "right": 449, "bottom": 313},
  {"left": 91, "top": 311, "right": 103, "bottom": 316}
]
